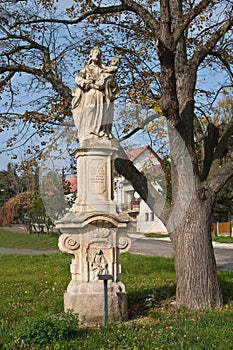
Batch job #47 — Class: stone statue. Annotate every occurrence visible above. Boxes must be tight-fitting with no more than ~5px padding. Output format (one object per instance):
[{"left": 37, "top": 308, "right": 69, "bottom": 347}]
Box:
[
  {"left": 72, "top": 48, "right": 120, "bottom": 144},
  {"left": 57, "top": 50, "right": 130, "bottom": 325}
]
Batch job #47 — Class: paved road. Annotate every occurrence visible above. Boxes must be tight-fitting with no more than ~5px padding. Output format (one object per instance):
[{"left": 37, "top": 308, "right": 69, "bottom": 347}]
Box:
[
  {"left": 214, "top": 248, "right": 233, "bottom": 271},
  {"left": 129, "top": 237, "right": 233, "bottom": 271},
  {"left": 130, "top": 237, "right": 174, "bottom": 257}
]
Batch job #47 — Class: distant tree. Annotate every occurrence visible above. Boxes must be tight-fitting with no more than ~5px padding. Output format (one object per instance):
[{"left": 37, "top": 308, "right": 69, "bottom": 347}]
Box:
[
  {"left": 0, "top": 191, "right": 31, "bottom": 226},
  {"left": 213, "top": 176, "right": 233, "bottom": 216},
  {"left": 0, "top": 163, "right": 21, "bottom": 208},
  {"left": 27, "top": 190, "right": 54, "bottom": 233},
  {"left": 211, "top": 90, "right": 233, "bottom": 218},
  {"left": 0, "top": 165, "right": 56, "bottom": 232},
  {"left": 40, "top": 170, "right": 71, "bottom": 221}
]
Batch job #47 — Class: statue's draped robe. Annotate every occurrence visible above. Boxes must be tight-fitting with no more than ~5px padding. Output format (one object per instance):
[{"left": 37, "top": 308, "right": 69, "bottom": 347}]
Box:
[{"left": 72, "top": 63, "right": 119, "bottom": 143}]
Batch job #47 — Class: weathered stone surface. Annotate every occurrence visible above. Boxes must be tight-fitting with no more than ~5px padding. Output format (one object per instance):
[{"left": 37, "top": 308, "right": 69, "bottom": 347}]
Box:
[
  {"left": 56, "top": 49, "right": 130, "bottom": 324},
  {"left": 71, "top": 47, "right": 120, "bottom": 146},
  {"left": 74, "top": 140, "right": 118, "bottom": 215},
  {"left": 64, "top": 280, "right": 128, "bottom": 324},
  {"left": 57, "top": 219, "right": 130, "bottom": 324}
]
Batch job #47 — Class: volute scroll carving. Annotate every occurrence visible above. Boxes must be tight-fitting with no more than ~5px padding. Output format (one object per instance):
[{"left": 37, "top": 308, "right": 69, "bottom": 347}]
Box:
[
  {"left": 58, "top": 234, "right": 80, "bottom": 254},
  {"left": 118, "top": 236, "right": 131, "bottom": 252}
]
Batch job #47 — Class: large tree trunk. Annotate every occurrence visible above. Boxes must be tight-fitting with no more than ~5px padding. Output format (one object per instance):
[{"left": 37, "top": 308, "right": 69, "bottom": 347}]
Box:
[
  {"left": 167, "top": 123, "right": 223, "bottom": 309},
  {"left": 174, "top": 193, "right": 223, "bottom": 308}
]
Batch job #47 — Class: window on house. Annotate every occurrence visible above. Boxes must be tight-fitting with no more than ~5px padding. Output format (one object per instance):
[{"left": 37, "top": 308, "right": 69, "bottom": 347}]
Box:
[
  {"left": 150, "top": 213, "right": 154, "bottom": 221},
  {"left": 145, "top": 213, "right": 149, "bottom": 221}
]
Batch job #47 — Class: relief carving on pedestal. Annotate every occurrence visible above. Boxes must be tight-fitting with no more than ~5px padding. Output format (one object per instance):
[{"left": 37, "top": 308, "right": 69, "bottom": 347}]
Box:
[
  {"left": 92, "top": 227, "right": 112, "bottom": 238},
  {"left": 89, "top": 249, "right": 109, "bottom": 280}
]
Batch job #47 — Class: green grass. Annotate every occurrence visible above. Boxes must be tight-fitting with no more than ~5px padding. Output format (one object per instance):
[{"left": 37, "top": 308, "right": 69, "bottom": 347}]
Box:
[
  {"left": 144, "top": 233, "right": 169, "bottom": 239},
  {"left": 0, "top": 227, "right": 58, "bottom": 250},
  {"left": 212, "top": 235, "right": 233, "bottom": 244},
  {"left": 1, "top": 252, "right": 233, "bottom": 349}
]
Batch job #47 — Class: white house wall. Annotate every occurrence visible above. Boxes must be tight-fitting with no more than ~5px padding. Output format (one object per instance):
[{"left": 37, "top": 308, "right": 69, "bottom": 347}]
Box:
[
  {"left": 114, "top": 147, "right": 168, "bottom": 233},
  {"left": 137, "top": 200, "right": 167, "bottom": 234}
]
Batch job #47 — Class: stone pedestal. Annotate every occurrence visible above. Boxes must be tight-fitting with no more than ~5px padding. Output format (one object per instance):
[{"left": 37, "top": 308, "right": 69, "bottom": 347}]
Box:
[
  {"left": 57, "top": 219, "right": 130, "bottom": 323},
  {"left": 74, "top": 140, "right": 117, "bottom": 215},
  {"left": 56, "top": 139, "right": 131, "bottom": 324}
]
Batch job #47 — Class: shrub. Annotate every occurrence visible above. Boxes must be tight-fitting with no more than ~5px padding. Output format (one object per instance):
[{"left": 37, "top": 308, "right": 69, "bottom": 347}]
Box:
[{"left": 12, "top": 311, "right": 79, "bottom": 350}]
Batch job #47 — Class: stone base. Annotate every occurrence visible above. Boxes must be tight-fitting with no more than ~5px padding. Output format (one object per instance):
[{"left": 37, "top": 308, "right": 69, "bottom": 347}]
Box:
[{"left": 64, "top": 280, "right": 128, "bottom": 324}]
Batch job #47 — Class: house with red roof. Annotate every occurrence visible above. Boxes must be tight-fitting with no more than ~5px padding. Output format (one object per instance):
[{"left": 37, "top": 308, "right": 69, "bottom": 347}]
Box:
[{"left": 63, "top": 177, "right": 77, "bottom": 194}]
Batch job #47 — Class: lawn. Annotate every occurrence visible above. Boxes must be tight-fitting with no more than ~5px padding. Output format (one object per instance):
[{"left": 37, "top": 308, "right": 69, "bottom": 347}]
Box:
[
  {"left": 1, "top": 246, "right": 233, "bottom": 349},
  {"left": 212, "top": 235, "right": 233, "bottom": 244},
  {"left": 0, "top": 227, "right": 58, "bottom": 250}
]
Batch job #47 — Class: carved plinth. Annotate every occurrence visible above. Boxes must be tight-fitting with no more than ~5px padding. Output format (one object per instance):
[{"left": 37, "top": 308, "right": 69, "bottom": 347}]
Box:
[
  {"left": 57, "top": 216, "right": 130, "bottom": 324},
  {"left": 74, "top": 139, "right": 118, "bottom": 215}
]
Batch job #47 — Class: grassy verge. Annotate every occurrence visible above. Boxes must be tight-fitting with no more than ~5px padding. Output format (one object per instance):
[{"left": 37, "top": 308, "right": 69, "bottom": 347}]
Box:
[
  {"left": 144, "top": 233, "right": 169, "bottom": 239},
  {"left": 0, "top": 227, "right": 58, "bottom": 250},
  {"left": 0, "top": 252, "right": 233, "bottom": 349},
  {"left": 212, "top": 235, "right": 233, "bottom": 244}
]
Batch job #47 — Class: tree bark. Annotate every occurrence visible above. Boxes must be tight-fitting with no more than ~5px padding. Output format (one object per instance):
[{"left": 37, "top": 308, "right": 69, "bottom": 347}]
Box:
[
  {"left": 155, "top": 0, "right": 223, "bottom": 308},
  {"left": 166, "top": 119, "right": 223, "bottom": 308},
  {"left": 174, "top": 190, "right": 223, "bottom": 308}
]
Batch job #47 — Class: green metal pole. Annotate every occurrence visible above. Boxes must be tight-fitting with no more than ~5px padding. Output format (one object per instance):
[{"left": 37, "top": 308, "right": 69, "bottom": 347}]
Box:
[{"left": 104, "top": 279, "right": 108, "bottom": 325}]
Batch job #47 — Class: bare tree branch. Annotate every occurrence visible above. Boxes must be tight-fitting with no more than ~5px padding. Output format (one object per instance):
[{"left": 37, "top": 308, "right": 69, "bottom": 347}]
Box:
[
  {"left": 10, "top": 2, "right": 132, "bottom": 26},
  {"left": 0, "top": 62, "right": 71, "bottom": 101},
  {"left": 190, "top": 17, "right": 233, "bottom": 69},
  {"left": 120, "top": 0, "right": 159, "bottom": 32},
  {"left": 206, "top": 122, "right": 233, "bottom": 188},
  {"left": 0, "top": 24, "right": 50, "bottom": 55},
  {"left": 209, "top": 85, "right": 233, "bottom": 109},
  {"left": 115, "top": 143, "right": 171, "bottom": 226},
  {"left": 207, "top": 158, "right": 233, "bottom": 194},
  {"left": 213, "top": 122, "right": 233, "bottom": 161},
  {"left": 173, "top": 0, "right": 213, "bottom": 47},
  {"left": 0, "top": 71, "right": 15, "bottom": 88},
  {"left": 201, "top": 123, "right": 219, "bottom": 180},
  {"left": 11, "top": 0, "right": 159, "bottom": 34},
  {"left": 119, "top": 112, "right": 161, "bottom": 142},
  {"left": 0, "top": 45, "right": 33, "bottom": 56},
  {"left": 0, "top": 63, "right": 43, "bottom": 77},
  {"left": 210, "top": 50, "right": 233, "bottom": 79}
]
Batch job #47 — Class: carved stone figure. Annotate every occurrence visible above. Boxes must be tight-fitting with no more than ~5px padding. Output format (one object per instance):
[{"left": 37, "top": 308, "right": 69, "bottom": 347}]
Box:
[
  {"left": 89, "top": 249, "right": 108, "bottom": 280},
  {"left": 72, "top": 48, "right": 120, "bottom": 144}
]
